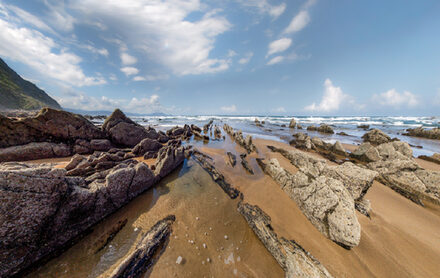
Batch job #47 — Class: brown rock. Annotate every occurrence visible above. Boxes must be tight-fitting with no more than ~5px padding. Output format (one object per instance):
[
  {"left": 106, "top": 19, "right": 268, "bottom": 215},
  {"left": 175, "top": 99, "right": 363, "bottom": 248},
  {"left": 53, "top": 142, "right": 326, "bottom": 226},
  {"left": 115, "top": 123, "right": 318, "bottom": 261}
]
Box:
[
  {"left": 0, "top": 142, "right": 71, "bottom": 162},
  {"left": 361, "top": 129, "right": 391, "bottom": 145},
  {"left": 132, "top": 138, "right": 163, "bottom": 156}
]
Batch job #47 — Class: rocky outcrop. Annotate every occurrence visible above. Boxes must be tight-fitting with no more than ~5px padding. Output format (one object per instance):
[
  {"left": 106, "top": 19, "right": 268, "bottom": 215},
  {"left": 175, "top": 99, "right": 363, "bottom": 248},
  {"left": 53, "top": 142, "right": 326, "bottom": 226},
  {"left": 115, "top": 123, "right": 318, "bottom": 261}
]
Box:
[
  {"left": 103, "top": 109, "right": 158, "bottom": 147},
  {"left": 238, "top": 202, "right": 333, "bottom": 278},
  {"left": 223, "top": 124, "right": 257, "bottom": 153},
  {"left": 192, "top": 150, "right": 241, "bottom": 199},
  {"left": 0, "top": 142, "right": 71, "bottom": 162},
  {"left": 351, "top": 141, "right": 413, "bottom": 163},
  {"left": 109, "top": 215, "right": 175, "bottom": 278},
  {"left": 132, "top": 138, "right": 163, "bottom": 156},
  {"left": 418, "top": 153, "right": 440, "bottom": 165},
  {"left": 203, "top": 120, "right": 213, "bottom": 133},
  {"left": 0, "top": 108, "right": 106, "bottom": 148},
  {"left": 290, "top": 133, "right": 313, "bottom": 150},
  {"left": 307, "top": 124, "right": 334, "bottom": 134},
  {"left": 361, "top": 129, "right": 392, "bottom": 145},
  {"left": 257, "top": 158, "right": 361, "bottom": 248},
  {"left": 240, "top": 153, "right": 254, "bottom": 174},
  {"left": 289, "top": 118, "right": 296, "bottom": 128},
  {"left": 227, "top": 152, "right": 237, "bottom": 167},
  {"left": 404, "top": 127, "right": 440, "bottom": 140},
  {"left": 0, "top": 142, "right": 187, "bottom": 277}
]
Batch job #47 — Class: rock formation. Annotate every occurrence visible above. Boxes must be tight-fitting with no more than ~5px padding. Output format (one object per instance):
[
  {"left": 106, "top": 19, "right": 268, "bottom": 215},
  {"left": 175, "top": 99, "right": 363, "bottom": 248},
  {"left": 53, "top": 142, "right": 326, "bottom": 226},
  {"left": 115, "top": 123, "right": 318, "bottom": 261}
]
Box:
[
  {"left": 0, "top": 142, "right": 187, "bottom": 277},
  {"left": 404, "top": 127, "right": 440, "bottom": 140},
  {"left": 238, "top": 202, "right": 333, "bottom": 278},
  {"left": 289, "top": 118, "right": 296, "bottom": 128},
  {"left": 361, "top": 129, "right": 392, "bottom": 145},
  {"left": 307, "top": 124, "right": 334, "bottom": 134},
  {"left": 223, "top": 124, "right": 257, "bottom": 153}
]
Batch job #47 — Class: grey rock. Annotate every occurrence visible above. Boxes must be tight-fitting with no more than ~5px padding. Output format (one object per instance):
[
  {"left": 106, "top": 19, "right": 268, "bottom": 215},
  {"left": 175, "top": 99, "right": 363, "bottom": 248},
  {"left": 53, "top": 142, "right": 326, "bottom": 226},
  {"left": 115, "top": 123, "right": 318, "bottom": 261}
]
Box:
[
  {"left": 350, "top": 143, "right": 381, "bottom": 163},
  {"left": 404, "top": 127, "right": 440, "bottom": 140},
  {"left": 289, "top": 118, "right": 297, "bottom": 128},
  {"left": 361, "top": 129, "right": 391, "bottom": 145},
  {"left": 0, "top": 142, "right": 71, "bottom": 162},
  {"left": 223, "top": 124, "right": 257, "bottom": 153},
  {"left": 90, "top": 139, "right": 112, "bottom": 151},
  {"left": 132, "top": 138, "right": 163, "bottom": 156}
]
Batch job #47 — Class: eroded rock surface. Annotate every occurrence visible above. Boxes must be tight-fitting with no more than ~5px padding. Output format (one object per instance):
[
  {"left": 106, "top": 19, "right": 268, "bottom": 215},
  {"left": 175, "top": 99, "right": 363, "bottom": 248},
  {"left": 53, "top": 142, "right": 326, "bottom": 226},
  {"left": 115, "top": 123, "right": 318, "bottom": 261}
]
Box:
[
  {"left": 0, "top": 142, "right": 71, "bottom": 162},
  {"left": 223, "top": 124, "right": 257, "bottom": 153},
  {"left": 109, "top": 215, "right": 175, "bottom": 278},
  {"left": 0, "top": 143, "right": 187, "bottom": 277},
  {"left": 307, "top": 124, "right": 334, "bottom": 134},
  {"left": 238, "top": 202, "right": 333, "bottom": 278},
  {"left": 361, "top": 129, "right": 392, "bottom": 145},
  {"left": 404, "top": 127, "right": 440, "bottom": 140}
]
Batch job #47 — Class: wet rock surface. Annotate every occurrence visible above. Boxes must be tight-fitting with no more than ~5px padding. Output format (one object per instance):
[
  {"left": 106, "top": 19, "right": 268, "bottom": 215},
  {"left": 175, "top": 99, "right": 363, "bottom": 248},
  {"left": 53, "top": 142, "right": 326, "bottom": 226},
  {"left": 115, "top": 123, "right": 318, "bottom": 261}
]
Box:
[
  {"left": 109, "top": 215, "right": 175, "bottom": 278},
  {"left": 307, "top": 124, "right": 334, "bottom": 134},
  {"left": 240, "top": 153, "right": 254, "bottom": 174},
  {"left": 418, "top": 153, "right": 440, "bottom": 165},
  {"left": 238, "top": 202, "right": 333, "bottom": 278},
  {"left": 361, "top": 129, "right": 392, "bottom": 145}
]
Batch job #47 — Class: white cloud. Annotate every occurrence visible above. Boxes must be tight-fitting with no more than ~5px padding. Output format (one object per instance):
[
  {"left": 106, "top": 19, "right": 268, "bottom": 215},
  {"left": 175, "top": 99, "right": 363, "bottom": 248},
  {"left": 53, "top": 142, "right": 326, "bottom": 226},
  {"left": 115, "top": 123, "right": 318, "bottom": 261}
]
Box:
[
  {"left": 227, "top": 49, "right": 237, "bottom": 57},
  {"left": 283, "top": 10, "right": 310, "bottom": 34},
  {"left": 57, "top": 89, "right": 168, "bottom": 114},
  {"left": 6, "top": 5, "right": 55, "bottom": 34},
  {"left": 120, "top": 52, "right": 137, "bottom": 65},
  {"left": 78, "top": 43, "right": 109, "bottom": 56},
  {"left": 238, "top": 0, "right": 286, "bottom": 19},
  {"left": 71, "top": 0, "right": 231, "bottom": 75},
  {"left": 305, "top": 78, "right": 349, "bottom": 112},
  {"left": 109, "top": 74, "right": 117, "bottom": 81},
  {"left": 372, "top": 89, "right": 419, "bottom": 108},
  {"left": 239, "top": 52, "right": 254, "bottom": 64},
  {"left": 267, "top": 56, "right": 284, "bottom": 65},
  {"left": 267, "top": 37, "right": 292, "bottom": 56},
  {"left": 133, "top": 76, "right": 146, "bottom": 81},
  {"left": 43, "top": 0, "right": 76, "bottom": 32},
  {"left": 145, "top": 74, "right": 169, "bottom": 81},
  {"left": 0, "top": 17, "right": 105, "bottom": 87},
  {"left": 221, "top": 104, "right": 237, "bottom": 113},
  {"left": 120, "top": 67, "right": 139, "bottom": 76}
]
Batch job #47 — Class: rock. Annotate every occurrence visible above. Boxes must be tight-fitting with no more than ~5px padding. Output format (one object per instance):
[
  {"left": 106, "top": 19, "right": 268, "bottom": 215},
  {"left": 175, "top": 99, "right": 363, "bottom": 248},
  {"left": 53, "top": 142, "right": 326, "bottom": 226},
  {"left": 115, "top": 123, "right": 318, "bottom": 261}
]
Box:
[
  {"left": 361, "top": 129, "right": 391, "bottom": 145},
  {"left": 404, "top": 127, "right": 440, "bottom": 140},
  {"left": 132, "top": 138, "right": 163, "bottom": 156},
  {"left": 257, "top": 158, "right": 361, "bottom": 248},
  {"left": 90, "top": 139, "right": 112, "bottom": 151},
  {"left": 331, "top": 141, "right": 347, "bottom": 156},
  {"left": 193, "top": 130, "right": 210, "bottom": 141},
  {"left": 418, "top": 153, "right": 440, "bottom": 165},
  {"left": 103, "top": 109, "right": 158, "bottom": 147},
  {"left": 357, "top": 124, "right": 370, "bottom": 130},
  {"left": 350, "top": 143, "right": 381, "bottom": 162},
  {"left": 0, "top": 158, "right": 161, "bottom": 277},
  {"left": 203, "top": 120, "right": 213, "bottom": 133},
  {"left": 307, "top": 124, "right": 334, "bottom": 134},
  {"left": 190, "top": 124, "right": 202, "bottom": 133},
  {"left": 297, "top": 124, "right": 303, "bottom": 129},
  {"left": 355, "top": 199, "right": 371, "bottom": 217},
  {"left": 0, "top": 108, "right": 106, "bottom": 148},
  {"left": 290, "top": 133, "right": 313, "bottom": 150},
  {"left": 240, "top": 153, "right": 254, "bottom": 174},
  {"left": 375, "top": 141, "right": 413, "bottom": 161},
  {"left": 223, "top": 124, "right": 257, "bottom": 153},
  {"left": 109, "top": 215, "right": 175, "bottom": 278},
  {"left": 227, "top": 152, "right": 237, "bottom": 167},
  {"left": 154, "top": 144, "right": 186, "bottom": 179},
  {"left": 238, "top": 202, "right": 333, "bottom": 278},
  {"left": 65, "top": 154, "right": 85, "bottom": 171},
  {"left": 289, "top": 118, "right": 296, "bottom": 128},
  {"left": 337, "top": 132, "right": 349, "bottom": 136},
  {"left": 192, "top": 150, "right": 241, "bottom": 199},
  {"left": 0, "top": 142, "right": 71, "bottom": 162},
  {"left": 214, "top": 126, "right": 222, "bottom": 139},
  {"left": 74, "top": 139, "right": 91, "bottom": 154}
]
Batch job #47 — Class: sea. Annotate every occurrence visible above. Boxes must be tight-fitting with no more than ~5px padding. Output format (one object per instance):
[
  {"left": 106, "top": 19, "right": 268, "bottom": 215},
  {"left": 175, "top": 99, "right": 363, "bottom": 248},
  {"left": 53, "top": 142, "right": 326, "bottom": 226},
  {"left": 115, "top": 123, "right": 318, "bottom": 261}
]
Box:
[{"left": 91, "top": 115, "right": 440, "bottom": 157}]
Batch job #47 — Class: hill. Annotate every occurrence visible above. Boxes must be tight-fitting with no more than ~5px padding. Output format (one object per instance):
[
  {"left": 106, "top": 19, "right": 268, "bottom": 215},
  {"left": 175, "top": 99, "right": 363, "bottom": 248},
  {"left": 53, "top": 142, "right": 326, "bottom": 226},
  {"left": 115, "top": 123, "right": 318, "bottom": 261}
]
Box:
[{"left": 0, "top": 58, "right": 61, "bottom": 110}]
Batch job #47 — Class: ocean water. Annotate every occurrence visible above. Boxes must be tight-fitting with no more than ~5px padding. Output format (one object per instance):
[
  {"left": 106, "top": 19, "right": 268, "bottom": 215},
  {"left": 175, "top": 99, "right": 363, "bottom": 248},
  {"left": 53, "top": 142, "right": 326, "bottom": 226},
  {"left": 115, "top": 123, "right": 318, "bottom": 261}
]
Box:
[{"left": 92, "top": 115, "right": 440, "bottom": 156}]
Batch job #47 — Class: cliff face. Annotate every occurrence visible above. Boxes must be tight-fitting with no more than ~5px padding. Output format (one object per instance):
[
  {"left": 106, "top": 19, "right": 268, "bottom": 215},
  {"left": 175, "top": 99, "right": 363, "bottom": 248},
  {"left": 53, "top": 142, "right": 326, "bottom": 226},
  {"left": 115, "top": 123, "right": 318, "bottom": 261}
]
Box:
[{"left": 0, "top": 58, "right": 61, "bottom": 110}]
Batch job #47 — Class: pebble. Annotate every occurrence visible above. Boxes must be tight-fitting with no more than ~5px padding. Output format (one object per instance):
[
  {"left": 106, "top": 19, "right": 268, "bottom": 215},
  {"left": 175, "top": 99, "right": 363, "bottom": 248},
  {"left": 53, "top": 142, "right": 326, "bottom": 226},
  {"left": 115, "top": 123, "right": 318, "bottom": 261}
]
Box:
[
  {"left": 176, "top": 256, "right": 183, "bottom": 264},
  {"left": 224, "top": 235, "right": 228, "bottom": 240},
  {"left": 209, "top": 227, "right": 212, "bottom": 231},
  {"left": 207, "top": 258, "right": 211, "bottom": 263},
  {"left": 203, "top": 243, "right": 207, "bottom": 248},
  {"left": 196, "top": 217, "right": 200, "bottom": 221},
  {"left": 134, "top": 227, "right": 139, "bottom": 232}
]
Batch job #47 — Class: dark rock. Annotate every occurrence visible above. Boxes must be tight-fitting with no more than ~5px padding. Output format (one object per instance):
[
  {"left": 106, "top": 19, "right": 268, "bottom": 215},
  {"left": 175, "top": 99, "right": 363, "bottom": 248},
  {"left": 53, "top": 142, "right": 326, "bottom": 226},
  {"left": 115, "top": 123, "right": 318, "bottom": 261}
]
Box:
[
  {"left": 418, "top": 153, "right": 440, "bottom": 165},
  {"left": 74, "top": 139, "right": 91, "bottom": 154},
  {"left": 362, "top": 129, "right": 391, "bottom": 145},
  {"left": 404, "top": 127, "right": 440, "bottom": 140},
  {"left": 290, "top": 133, "right": 313, "bottom": 150},
  {"left": 227, "top": 152, "right": 237, "bottom": 167},
  {"left": 238, "top": 202, "right": 333, "bottom": 277},
  {"left": 109, "top": 215, "right": 175, "bottom": 278},
  {"left": 223, "top": 124, "right": 257, "bottom": 153},
  {"left": 289, "top": 118, "right": 296, "bottom": 128},
  {"left": 190, "top": 124, "right": 202, "bottom": 133},
  {"left": 0, "top": 108, "right": 106, "bottom": 148},
  {"left": 337, "top": 132, "right": 349, "bottom": 136},
  {"left": 357, "top": 124, "right": 370, "bottom": 130},
  {"left": 132, "top": 138, "right": 163, "bottom": 156},
  {"left": 240, "top": 153, "right": 254, "bottom": 174},
  {"left": 0, "top": 142, "right": 71, "bottom": 162},
  {"left": 307, "top": 124, "right": 334, "bottom": 134},
  {"left": 90, "top": 139, "right": 112, "bottom": 151},
  {"left": 203, "top": 120, "right": 213, "bottom": 133}
]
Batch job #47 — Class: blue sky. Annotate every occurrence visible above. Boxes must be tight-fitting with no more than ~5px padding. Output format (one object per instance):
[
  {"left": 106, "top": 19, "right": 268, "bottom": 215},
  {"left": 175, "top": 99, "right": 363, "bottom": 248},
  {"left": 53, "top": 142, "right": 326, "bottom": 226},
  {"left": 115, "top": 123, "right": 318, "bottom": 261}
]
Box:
[{"left": 0, "top": 0, "right": 439, "bottom": 115}]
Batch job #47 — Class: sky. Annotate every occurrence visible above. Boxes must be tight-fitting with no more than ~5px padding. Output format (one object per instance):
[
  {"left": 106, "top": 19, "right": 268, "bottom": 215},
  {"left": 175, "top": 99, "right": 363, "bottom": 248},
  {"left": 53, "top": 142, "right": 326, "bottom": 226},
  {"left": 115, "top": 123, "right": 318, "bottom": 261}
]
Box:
[{"left": 0, "top": 0, "right": 439, "bottom": 116}]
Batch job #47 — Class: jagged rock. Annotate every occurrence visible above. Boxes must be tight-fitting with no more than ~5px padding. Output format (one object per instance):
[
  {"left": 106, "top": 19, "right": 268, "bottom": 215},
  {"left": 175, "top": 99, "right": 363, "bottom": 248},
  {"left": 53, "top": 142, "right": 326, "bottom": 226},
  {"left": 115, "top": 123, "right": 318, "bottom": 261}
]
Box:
[
  {"left": 0, "top": 142, "right": 71, "bottom": 162},
  {"left": 376, "top": 141, "right": 413, "bottom": 160},
  {"left": 355, "top": 198, "right": 371, "bottom": 217},
  {"left": 404, "top": 127, "right": 440, "bottom": 140},
  {"left": 203, "top": 120, "right": 213, "bottom": 133},
  {"left": 132, "top": 138, "right": 163, "bottom": 156},
  {"left": 65, "top": 154, "right": 85, "bottom": 171},
  {"left": 74, "top": 139, "right": 91, "bottom": 154},
  {"left": 357, "top": 124, "right": 370, "bottom": 130},
  {"left": 361, "top": 129, "right": 391, "bottom": 145},
  {"left": 290, "top": 133, "right": 313, "bottom": 150},
  {"left": 350, "top": 143, "right": 381, "bottom": 163},
  {"left": 0, "top": 108, "right": 106, "bottom": 148},
  {"left": 331, "top": 141, "right": 347, "bottom": 156},
  {"left": 103, "top": 109, "right": 158, "bottom": 147},
  {"left": 257, "top": 158, "right": 361, "bottom": 248},
  {"left": 238, "top": 202, "right": 333, "bottom": 278},
  {"left": 214, "top": 126, "right": 222, "bottom": 139},
  {"left": 109, "top": 215, "right": 175, "bottom": 278},
  {"left": 289, "top": 118, "right": 296, "bottom": 128},
  {"left": 307, "top": 124, "right": 334, "bottom": 134},
  {"left": 154, "top": 144, "right": 186, "bottom": 179},
  {"left": 311, "top": 137, "right": 326, "bottom": 150},
  {"left": 227, "top": 152, "right": 237, "bottom": 167},
  {"left": 190, "top": 124, "right": 202, "bottom": 133},
  {"left": 193, "top": 130, "right": 210, "bottom": 141},
  {"left": 240, "top": 153, "right": 254, "bottom": 174},
  {"left": 166, "top": 126, "right": 185, "bottom": 137},
  {"left": 418, "top": 153, "right": 440, "bottom": 165},
  {"left": 337, "top": 132, "right": 349, "bottom": 136},
  {"left": 0, "top": 155, "right": 168, "bottom": 277},
  {"left": 223, "top": 124, "right": 257, "bottom": 153}
]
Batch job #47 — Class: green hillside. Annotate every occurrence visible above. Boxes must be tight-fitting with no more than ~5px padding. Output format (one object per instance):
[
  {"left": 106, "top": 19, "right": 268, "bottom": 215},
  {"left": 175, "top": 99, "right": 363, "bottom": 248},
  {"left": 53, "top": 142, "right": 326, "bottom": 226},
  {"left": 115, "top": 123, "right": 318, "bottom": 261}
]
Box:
[{"left": 0, "top": 58, "right": 61, "bottom": 110}]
